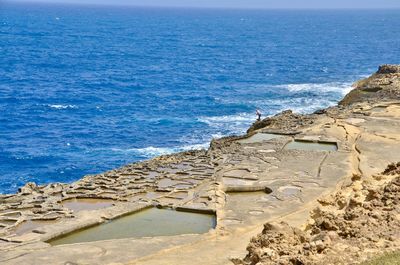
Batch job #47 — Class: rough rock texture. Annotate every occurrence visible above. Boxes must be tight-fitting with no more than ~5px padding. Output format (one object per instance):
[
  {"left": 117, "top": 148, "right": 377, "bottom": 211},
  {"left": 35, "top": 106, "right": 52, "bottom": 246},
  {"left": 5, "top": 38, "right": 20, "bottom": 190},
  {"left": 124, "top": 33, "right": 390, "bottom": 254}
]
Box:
[
  {"left": 339, "top": 64, "right": 400, "bottom": 106},
  {"left": 383, "top": 162, "right": 400, "bottom": 176},
  {"left": 247, "top": 110, "right": 316, "bottom": 134},
  {"left": 377, "top": 64, "right": 400, "bottom": 74},
  {"left": 233, "top": 165, "right": 400, "bottom": 265},
  {"left": 0, "top": 150, "right": 217, "bottom": 239},
  {"left": 1, "top": 65, "right": 400, "bottom": 265}
]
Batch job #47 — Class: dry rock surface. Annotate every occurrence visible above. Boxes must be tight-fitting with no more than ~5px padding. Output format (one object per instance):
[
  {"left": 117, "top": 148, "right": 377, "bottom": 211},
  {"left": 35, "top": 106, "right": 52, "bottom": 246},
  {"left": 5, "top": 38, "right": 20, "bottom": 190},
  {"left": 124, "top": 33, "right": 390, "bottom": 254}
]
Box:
[
  {"left": 233, "top": 163, "right": 400, "bottom": 265},
  {"left": 0, "top": 65, "right": 399, "bottom": 265},
  {"left": 340, "top": 64, "right": 400, "bottom": 106}
]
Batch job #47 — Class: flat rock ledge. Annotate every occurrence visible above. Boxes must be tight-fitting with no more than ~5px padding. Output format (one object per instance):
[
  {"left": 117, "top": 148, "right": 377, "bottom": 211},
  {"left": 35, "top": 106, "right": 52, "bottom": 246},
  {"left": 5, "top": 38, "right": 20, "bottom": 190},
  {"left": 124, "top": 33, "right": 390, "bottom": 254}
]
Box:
[
  {"left": 233, "top": 163, "right": 400, "bottom": 265},
  {"left": 0, "top": 65, "right": 400, "bottom": 265}
]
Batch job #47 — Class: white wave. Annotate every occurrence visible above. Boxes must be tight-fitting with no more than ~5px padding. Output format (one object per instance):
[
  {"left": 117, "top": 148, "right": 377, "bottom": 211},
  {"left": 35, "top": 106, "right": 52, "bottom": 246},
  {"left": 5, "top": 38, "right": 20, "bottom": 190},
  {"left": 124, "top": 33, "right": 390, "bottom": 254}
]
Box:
[
  {"left": 251, "top": 96, "right": 336, "bottom": 115},
  {"left": 211, "top": 132, "right": 225, "bottom": 139},
  {"left": 198, "top": 113, "right": 253, "bottom": 125},
  {"left": 110, "top": 143, "right": 209, "bottom": 158},
  {"left": 109, "top": 146, "right": 173, "bottom": 155},
  {"left": 48, "top": 104, "right": 77, "bottom": 109},
  {"left": 180, "top": 143, "right": 210, "bottom": 150},
  {"left": 198, "top": 82, "right": 355, "bottom": 138},
  {"left": 197, "top": 114, "right": 253, "bottom": 138},
  {"left": 277, "top": 82, "right": 353, "bottom": 95},
  {"left": 283, "top": 98, "right": 335, "bottom": 114},
  {"left": 135, "top": 146, "right": 178, "bottom": 157},
  {"left": 136, "top": 143, "right": 209, "bottom": 156}
]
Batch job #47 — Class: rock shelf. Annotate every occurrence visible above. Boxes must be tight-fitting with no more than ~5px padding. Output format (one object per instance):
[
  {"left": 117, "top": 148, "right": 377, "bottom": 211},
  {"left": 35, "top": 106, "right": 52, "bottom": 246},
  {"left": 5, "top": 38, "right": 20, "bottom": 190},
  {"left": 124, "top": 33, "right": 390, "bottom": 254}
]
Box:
[
  {"left": 233, "top": 164, "right": 400, "bottom": 265},
  {"left": 48, "top": 208, "right": 216, "bottom": 246},
  {"left": 1, "top": 65, "right": 400, "bottom": 265}
]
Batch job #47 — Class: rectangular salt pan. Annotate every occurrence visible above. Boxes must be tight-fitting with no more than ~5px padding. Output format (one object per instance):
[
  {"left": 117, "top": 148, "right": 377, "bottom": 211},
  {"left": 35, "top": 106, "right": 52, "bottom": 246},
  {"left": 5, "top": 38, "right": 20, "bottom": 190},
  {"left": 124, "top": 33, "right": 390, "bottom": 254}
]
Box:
[
  {"left": 285, "top": 140, "right": 337, "bottom": 151},
  {"left": 48, "top": 208, "right": 216, "bottom": 245}
]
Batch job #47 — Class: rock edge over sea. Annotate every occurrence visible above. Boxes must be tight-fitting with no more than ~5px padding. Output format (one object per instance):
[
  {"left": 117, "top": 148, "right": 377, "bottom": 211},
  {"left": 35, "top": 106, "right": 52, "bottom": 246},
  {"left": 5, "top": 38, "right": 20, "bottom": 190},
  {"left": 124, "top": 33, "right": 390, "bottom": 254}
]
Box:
[{"left": 1, "top": 65, "right": 400, "bottom": 265}]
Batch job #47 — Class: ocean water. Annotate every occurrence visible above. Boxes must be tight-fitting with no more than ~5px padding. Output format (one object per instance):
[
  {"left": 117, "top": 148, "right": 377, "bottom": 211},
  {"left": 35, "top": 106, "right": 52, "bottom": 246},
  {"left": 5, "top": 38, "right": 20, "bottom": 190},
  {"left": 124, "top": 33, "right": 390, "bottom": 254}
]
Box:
[{"left": 1, "top": 3, "right": 400, "bottom": 194}]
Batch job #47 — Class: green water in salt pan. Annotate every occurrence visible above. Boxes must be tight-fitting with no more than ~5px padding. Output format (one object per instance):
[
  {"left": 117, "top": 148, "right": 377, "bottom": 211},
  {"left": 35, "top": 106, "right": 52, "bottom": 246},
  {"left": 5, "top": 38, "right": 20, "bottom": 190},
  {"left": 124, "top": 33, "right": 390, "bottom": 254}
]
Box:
[
  {"left": 61, "top": 198, "right": 114, "bottom": 212},
  {"left": 238, "top": 133, "right": 283, "bottom": 144},
  {"left": 285, "top": 141, "right": 337, "bottom": 151},
  {"left": 48, "top": 208, "right": 216, "bottom": 245}
]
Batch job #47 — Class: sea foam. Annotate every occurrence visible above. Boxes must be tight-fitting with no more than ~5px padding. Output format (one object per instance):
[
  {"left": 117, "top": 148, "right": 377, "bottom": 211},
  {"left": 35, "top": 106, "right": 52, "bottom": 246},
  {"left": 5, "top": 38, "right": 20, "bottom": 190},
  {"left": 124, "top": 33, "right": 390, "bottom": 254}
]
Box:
[
  {"left": 277, "top": 82, "right": 353, "bottom": 95},
  {"left": 48, "top": 104, "right": 77, "bottom": 110}
]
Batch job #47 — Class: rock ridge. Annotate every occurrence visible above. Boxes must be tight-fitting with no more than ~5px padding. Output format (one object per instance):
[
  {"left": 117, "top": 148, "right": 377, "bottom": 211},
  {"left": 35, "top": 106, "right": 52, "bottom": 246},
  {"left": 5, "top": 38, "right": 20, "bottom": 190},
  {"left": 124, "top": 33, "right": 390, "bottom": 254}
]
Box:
[
  {"left": 377, "top": 64, "right": 400, "bottom": 74},
  {"left": 1, "top": 65, "right": 400, "bottom": 265},
  {"left": 233, "top": 164, "right": 400, "bottom": 265}
]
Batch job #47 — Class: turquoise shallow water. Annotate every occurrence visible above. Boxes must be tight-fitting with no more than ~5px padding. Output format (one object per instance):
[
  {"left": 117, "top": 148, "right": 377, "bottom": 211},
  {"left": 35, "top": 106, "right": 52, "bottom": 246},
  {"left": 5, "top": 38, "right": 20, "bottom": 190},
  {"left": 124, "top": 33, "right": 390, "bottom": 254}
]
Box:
[{"left": 0, "top": 3, "right": 400, "bottom": 193}]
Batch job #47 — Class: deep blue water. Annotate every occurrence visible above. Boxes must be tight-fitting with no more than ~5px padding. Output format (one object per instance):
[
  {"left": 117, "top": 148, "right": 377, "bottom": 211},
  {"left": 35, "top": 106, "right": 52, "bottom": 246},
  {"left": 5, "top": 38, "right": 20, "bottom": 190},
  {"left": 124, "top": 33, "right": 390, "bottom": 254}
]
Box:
[{"left": 1, "top": 3, "right": 400, "bottom": 194}]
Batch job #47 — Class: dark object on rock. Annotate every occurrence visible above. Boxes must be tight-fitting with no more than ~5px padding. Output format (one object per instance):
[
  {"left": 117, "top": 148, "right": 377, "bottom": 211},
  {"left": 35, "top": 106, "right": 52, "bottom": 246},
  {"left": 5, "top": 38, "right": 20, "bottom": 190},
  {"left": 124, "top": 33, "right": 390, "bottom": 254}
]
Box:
[
  {"left": 247, "top": 110, "right": 315, "bottom": 134},
  {"left": 313, "top": 109, "right": 326, "bottom": 115},
  {"left": 377, "top": 64, "right": 400, "bottom": 74},
  {"left": 383, "top": 162, "right": 400, "bottom": 176},
  {"left": 256, "top": 109, "right": 262, "bottom": 121},
  {"left": 18, "top": 182, "right": 40, "bottom": 195}
]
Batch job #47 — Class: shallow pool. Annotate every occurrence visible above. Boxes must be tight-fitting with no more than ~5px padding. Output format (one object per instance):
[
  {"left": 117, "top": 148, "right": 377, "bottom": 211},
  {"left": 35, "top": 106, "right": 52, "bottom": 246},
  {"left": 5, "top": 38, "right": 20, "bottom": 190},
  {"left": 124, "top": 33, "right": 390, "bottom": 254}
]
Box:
[
  {"left": 284, "top": 140, "right": 337, "bottom": 151},
  {"left": 48, "top": 208, "right": 216, "bottom": 245},
  {"left": 61, "top": 198, "right": 115, "bottom": 212}
]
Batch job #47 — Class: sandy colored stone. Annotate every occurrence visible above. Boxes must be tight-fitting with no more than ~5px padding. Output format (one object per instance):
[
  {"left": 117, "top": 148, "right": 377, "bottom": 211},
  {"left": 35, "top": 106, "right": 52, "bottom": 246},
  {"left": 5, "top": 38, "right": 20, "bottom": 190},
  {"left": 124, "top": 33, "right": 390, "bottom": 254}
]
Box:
[{"left": 0, "top": 65, "right": 400, "bottom": 265}]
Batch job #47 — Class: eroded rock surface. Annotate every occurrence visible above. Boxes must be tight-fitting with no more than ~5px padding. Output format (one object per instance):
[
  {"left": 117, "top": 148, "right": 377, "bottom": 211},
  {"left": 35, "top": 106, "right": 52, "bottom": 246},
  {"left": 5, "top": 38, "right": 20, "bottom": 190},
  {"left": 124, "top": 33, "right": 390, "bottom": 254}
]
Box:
[
  {"left": 0, "top": 150, "right": 217, "bottom": 240},
  {"left": 339, "top": 64, "right": 400, "bottom": 106},
  {"left": 247, "top": 110, "right": 316, "bottom": 134},
  {"left": 233, "top": 165, "right": 400, "bottom": 265},
  {"left": 0, "top": 65, "right": 400, "bottom": 265}
]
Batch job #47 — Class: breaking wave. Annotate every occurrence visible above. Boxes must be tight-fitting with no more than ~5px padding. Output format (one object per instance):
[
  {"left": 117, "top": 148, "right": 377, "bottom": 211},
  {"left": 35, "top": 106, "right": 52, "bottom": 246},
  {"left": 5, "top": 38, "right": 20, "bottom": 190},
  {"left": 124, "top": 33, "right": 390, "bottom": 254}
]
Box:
[
  {"left": 277, "top": 82, "right": 353, "bottom": 95},
  {"left": 110, "top": 143, "right": 210, "bottom": 158},
  {"left": 47, "top": 104, "right": 77, "bottom": 109}
]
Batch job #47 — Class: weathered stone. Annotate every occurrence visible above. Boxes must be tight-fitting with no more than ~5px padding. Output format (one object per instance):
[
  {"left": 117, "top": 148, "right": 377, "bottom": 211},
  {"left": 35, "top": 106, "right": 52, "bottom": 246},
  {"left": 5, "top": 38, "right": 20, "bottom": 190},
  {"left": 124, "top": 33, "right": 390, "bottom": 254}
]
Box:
[{"left": 1, "top": 66, "right": 400, "bottom": 265}]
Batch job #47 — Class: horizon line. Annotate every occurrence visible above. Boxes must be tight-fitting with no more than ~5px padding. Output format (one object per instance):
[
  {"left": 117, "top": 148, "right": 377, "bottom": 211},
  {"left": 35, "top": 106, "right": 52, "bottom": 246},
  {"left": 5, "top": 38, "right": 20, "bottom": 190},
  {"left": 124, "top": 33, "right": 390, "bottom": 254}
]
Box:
[{"left": 4, "top": 1, "right": 400, "bottom": 11}]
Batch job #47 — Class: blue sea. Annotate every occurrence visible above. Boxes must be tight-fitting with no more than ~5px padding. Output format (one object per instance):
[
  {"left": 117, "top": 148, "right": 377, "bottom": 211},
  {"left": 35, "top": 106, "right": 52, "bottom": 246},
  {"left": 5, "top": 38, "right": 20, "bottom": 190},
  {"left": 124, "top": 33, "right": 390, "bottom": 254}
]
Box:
[{"left": 1, "top": 3, "right": 400, "bottom": 194}]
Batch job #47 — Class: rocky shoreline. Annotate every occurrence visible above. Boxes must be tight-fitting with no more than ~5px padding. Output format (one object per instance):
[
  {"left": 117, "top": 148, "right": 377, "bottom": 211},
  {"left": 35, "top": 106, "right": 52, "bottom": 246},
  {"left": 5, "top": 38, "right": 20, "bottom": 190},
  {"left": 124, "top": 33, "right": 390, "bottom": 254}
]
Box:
[
  {"left": 1, "top": 65, "right": 400, "bottom": 264},
  {"left": 233, "top": 163, "right": 400, "bottom": 265}
]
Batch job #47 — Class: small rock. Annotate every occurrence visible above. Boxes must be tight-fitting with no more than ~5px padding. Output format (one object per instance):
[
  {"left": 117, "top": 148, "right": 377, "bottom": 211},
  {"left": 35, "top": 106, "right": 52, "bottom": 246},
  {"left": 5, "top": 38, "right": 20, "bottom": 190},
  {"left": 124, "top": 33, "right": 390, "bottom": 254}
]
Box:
[{"left": 315, "top": 240, "right": 325, "bottom": 251}]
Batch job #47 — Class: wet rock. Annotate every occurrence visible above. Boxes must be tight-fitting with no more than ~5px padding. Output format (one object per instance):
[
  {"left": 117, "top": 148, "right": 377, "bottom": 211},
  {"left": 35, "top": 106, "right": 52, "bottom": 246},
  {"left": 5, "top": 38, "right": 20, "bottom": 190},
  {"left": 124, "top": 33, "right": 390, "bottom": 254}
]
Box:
[{"left": 313, "top": 109, "right": 326, "bottom": 115}]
